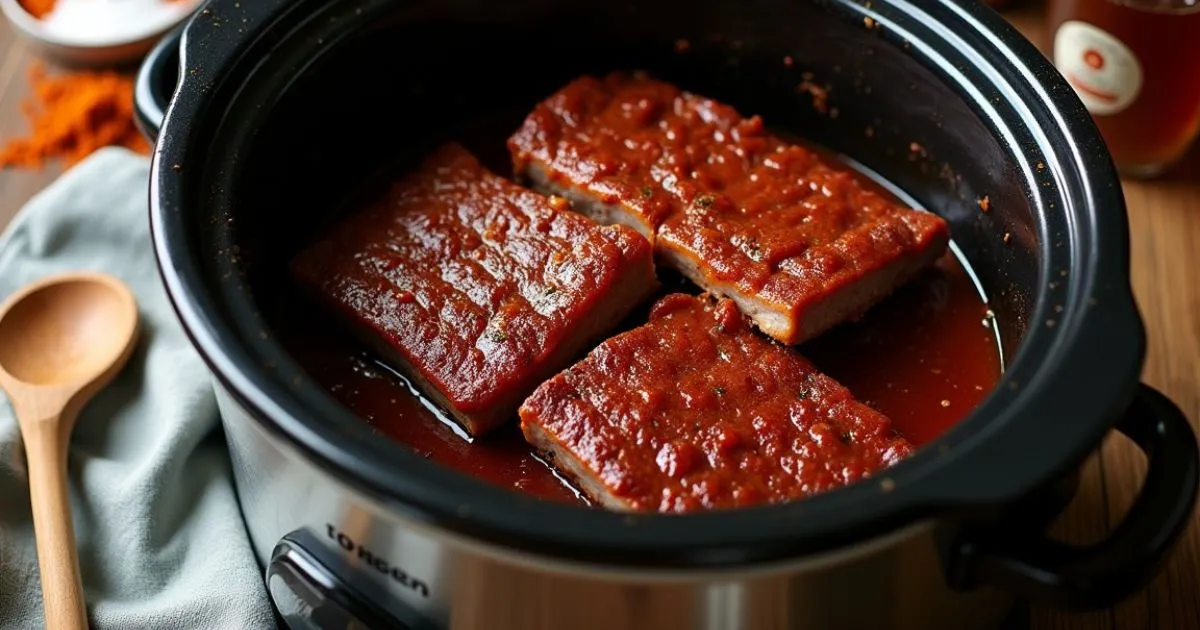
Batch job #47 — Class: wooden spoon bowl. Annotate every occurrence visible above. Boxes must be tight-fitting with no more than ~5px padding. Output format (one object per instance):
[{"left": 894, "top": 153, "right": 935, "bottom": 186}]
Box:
[
  {"left": 0, "top": 272, "right": 139, "bottom": 630},
  {"left": 0, "top": 276, "right": 137, "bottom": 386}
]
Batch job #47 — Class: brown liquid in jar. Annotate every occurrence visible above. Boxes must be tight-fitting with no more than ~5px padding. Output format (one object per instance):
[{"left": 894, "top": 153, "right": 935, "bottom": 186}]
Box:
[{"left": 1048, "top": 0, "right": 1200, "bottom": 176}]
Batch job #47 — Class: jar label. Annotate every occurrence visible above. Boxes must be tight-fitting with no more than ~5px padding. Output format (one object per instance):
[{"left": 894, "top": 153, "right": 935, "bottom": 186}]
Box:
[{"left": 1054, "top": 20, "right": 1143, "bottom": 116}]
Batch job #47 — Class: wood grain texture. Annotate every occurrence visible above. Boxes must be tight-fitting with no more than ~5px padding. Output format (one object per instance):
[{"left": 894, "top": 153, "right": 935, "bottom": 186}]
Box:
[
  {"left": 1005, "top": 5, "right": 1200, "bottom": 630},
  {"left": 0, "top": 4, "right": 1196, "bottom": 630},
  {"left": 0, "top": 14, "right": 62, "bottom": 225},
  {"left": 0, "top": 268, "right": 141, "bottom": 628},
  {"left": 0, "top": 271, "right": 141, "bottom": 630}
]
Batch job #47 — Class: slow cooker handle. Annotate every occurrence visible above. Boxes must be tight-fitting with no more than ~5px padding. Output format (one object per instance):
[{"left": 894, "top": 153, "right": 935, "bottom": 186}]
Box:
[
  {"left": 134, "top": 26, "right": 184, "bottom": 144},
  {"left": 948, "top": 383, "right": 1199, "bottom": 609}
]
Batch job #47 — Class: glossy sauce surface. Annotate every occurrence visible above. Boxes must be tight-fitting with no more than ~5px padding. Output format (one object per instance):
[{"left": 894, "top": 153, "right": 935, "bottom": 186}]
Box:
[
  {"left": 289, "top": 143, "right": 654, "bottom": 435},
  {"left": 273, "top": 123, "right": 1002, "bottom": 505},
  {"left": 508, "top": 72, "right": 949, "bottom": 324},
  {"left": 520, "top": 294, "right": 914, "bottom": 512}
]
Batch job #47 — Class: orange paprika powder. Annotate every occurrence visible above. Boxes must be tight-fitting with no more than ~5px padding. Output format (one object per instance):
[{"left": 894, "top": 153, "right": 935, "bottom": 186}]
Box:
[
  {"left": 0, "top": 63, "right": 150, "bottom": 170},
  {"left": 17, "top": 0, "right": 54, "bottom": 19},
  {"left": 18, "top": 0, "right": 192, "bottom": 20}
]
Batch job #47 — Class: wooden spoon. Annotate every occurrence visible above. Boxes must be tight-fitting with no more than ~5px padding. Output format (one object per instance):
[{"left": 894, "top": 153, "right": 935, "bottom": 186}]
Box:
[{"left": 0, "top": 272, "right": 139, "bottom": 630}]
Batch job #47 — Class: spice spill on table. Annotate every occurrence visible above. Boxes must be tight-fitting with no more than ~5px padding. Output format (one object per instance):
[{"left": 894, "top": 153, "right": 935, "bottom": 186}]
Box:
[{"left": 0, "top": 63, "right": 148, "bottom": 170}]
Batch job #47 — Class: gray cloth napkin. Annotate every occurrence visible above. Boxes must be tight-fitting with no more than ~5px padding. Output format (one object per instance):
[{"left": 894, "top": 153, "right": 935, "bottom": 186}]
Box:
[{"left": 0, "top": 148, "right": 275, "bottom": 629}]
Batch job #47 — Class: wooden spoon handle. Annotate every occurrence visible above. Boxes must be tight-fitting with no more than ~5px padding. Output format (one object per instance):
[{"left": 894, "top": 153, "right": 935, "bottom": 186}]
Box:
[{"left": 24, "top": 417, "right": 88, "bottom": 630}]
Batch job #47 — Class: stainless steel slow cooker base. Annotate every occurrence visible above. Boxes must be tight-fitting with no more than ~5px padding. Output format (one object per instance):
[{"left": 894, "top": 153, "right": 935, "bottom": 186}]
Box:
[
  {"left": 141, "top": 0, "right": 1200, "bottom": 627},
  {"left": 218, "top": 383, "right": 1014, "bottom": 630}
]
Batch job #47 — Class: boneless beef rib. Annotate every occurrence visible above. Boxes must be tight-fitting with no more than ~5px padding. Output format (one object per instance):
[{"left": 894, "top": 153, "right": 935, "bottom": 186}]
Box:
[
  {"left": 508, "top": 72, "right": 950, "bottom": 345},
  {"left": 291, "top": 143, "right": 658, "bottom": 437},
  {"left": 519, "top": 294, "right": 914, "bottom": 513}
]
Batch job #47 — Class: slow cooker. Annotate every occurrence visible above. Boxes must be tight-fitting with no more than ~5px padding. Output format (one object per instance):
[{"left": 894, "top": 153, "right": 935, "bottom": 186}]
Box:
[{"left": 136, "top": 1, "right": 1200, "bottom": 628}]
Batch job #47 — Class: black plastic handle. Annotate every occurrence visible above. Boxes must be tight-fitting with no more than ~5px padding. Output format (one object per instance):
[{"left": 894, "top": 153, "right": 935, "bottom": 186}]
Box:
[
  {"left": 135, "top": 26, "right": 184, "bottom": 143},
  {"left": 268, "top": 537, "right": 410, "bottom": 629},
  {"left": 949, "top": 383, "right": 1199, "bottom": 609}
]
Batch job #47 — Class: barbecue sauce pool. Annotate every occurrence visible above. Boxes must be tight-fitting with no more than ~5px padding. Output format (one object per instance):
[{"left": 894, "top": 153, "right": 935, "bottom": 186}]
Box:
[{"left": 271, "top": 124, "right": 1002, "bottom": 507}]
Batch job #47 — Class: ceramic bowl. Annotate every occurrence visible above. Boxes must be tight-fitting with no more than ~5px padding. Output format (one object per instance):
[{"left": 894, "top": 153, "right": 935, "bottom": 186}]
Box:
[{"left": 0, "top": 0, "right": 198, "bottom": 66}]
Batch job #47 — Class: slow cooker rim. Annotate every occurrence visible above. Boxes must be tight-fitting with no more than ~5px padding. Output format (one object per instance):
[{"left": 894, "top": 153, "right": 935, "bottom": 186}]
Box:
[{"left": 148, "top": 0, "right": 1145, "bottom": 568}]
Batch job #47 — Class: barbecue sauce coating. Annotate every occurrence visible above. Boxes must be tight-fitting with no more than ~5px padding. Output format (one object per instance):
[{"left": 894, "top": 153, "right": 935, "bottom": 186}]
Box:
[
  {"left": 509, "top": 73, "right": 950, "bottom": 344},
  {"left": 520, "top": 294, "right": 914, "bottom": 512},
  {"left": 290, "top": 143, "right": 655, "bottom": 435}
]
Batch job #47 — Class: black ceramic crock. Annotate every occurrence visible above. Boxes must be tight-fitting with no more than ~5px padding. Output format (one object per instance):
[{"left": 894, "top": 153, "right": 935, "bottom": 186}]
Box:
[{"left": 138, "top": 1, "right": 1200, "bottom": 628}]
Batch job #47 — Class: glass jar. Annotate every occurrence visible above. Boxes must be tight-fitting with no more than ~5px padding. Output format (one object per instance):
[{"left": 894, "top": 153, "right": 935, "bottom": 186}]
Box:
[{"left": 1047, "top": 0, "right": 1200, "bottom": 178}]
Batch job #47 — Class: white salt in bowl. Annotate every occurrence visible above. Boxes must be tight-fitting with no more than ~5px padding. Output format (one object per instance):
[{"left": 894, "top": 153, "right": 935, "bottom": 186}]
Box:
[{"left": 0, "top": 0, "right": 200, "bottom": 66}]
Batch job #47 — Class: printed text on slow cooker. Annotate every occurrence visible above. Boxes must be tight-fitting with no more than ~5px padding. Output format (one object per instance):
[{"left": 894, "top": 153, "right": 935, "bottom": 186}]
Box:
[{"left": 326, "top": 524, "right": 430, "bottom": 597}]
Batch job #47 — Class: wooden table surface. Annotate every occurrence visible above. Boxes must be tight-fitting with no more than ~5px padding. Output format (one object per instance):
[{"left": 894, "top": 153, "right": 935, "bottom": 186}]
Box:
[
  {"left": 0, "top": 5, "right": 1197, "bottom": 630},
  {"left": 0, "top": 16, "right": 62, "bottom": 217}
]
